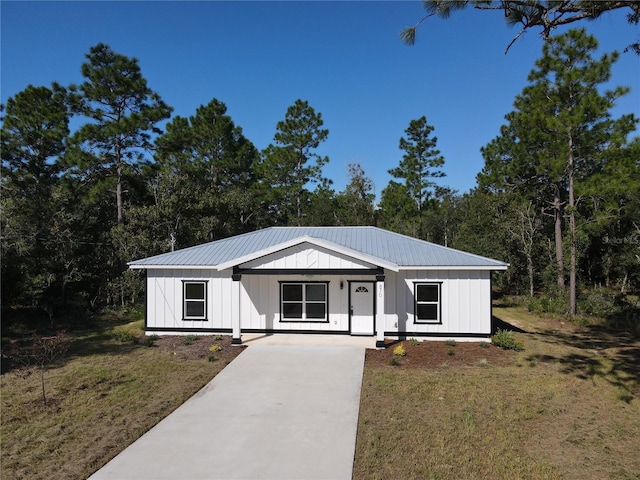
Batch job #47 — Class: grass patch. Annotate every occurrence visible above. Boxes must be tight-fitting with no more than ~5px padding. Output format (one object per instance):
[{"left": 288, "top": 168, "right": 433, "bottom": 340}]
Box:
[
  {"left": 354, "top": 313, "right": 640, "bottom": 480},
  {"left": 492, "top": 328, "right": 524, "bottom": 351},
  {"left": 1, "top": 314, "right": 242, "bottom": 480}
]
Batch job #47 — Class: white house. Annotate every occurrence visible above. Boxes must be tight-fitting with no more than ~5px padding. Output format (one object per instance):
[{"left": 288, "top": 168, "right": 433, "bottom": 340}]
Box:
[{"left": 128, "top": 226, "right": 509, "bottom": 346}]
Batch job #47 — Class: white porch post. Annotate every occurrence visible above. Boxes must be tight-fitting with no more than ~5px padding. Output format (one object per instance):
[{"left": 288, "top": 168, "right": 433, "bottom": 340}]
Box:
[
  {"left": 375, "top": 273, "right": 386, "bottom": 348},
  {"left": 231, "top": 273, "right": 242, "bottom": 345}
]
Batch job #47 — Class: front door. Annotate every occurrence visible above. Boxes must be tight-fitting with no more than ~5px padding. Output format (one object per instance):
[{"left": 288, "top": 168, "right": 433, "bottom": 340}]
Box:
[{"left": 350, "top": 282, "right": 374, "bottom": 335}]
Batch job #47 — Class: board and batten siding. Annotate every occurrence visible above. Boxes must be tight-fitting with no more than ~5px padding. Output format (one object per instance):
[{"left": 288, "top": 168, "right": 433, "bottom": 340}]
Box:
[
  {"left": 240, "top": 273, "right": 375, "bottom": 332},
  {"left": 239, "top": 242, "right": 378, "bottom": 270},
  {"left": 144, "top": 255, "right": 493, "bottom": 337},
  {"left": 146, "top": 269, "right": 232, "bottom": 331},
  {"left": 384, "top": 270, "right": 492, "bottom": 336}
]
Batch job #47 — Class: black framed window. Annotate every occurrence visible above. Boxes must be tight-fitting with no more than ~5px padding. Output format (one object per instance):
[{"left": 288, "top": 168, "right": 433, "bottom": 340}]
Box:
[
  {"left": 414, "top": 283, "right": 441, "bottom": 324},
  {"left": 281, "top": 282, "right": 328, "bottom": 322},
  {"left": 183, "top": 281, "right": 207, "bottom": 320}
]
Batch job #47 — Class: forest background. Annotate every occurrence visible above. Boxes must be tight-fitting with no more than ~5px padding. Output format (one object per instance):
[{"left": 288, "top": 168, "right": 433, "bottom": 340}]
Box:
[{"left": 2, "top": 1, "right": 639, "bottom": 331}]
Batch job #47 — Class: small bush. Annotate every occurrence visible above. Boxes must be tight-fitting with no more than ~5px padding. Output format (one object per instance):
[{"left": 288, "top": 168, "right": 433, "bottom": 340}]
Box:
[
  {"left": 479, "top": 341, "right": 490, "bottom": 349},
  {"left": 393, "top": 344, "right": 406, "bottom": 356},
  {"left": 444, "top": 339, "right": 456, "bottom": 347},
  {"left": 213, "top": 335, "right": 223, "bottom": 341},
  {"left": 114, "top": 329, "right": 138, "bottom": 344},
  {"left": 184, "top": 335, "right": 198, "bottom": 345},
  {"left": 208, "top": 354, "right": 218, "bottom": 362},
  {"left": 446, "top": 348, "right": 455, "bottom": 356},
  {"left": 209, "top": 345, "right": 222, "bottom": 353},
  {"left": 492, "top": 329, "right": 524, "bottom": 351},
  {"left": 144, "top": 334, "right": 159, "bottom": 347},
  {"left": 389, "top": 356, "right": 400, "bottom": 366},
  {"left": 527, "top": 293, "right": 567, "bottom": 315},
  {"left": 409, "top": 338, "right": 420, "bottom": 346}
]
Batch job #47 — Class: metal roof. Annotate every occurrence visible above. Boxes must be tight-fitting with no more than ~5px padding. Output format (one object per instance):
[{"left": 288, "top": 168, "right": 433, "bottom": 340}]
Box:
[{"left": 128, "top": 226, "right": 509, "bottom": 270}]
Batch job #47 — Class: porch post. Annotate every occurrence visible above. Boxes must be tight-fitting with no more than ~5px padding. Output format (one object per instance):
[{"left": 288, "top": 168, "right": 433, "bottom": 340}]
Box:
[
  {"left": 375, "top": 273, "right": 386, "bottom": 348},
  {"left": 231, "top": 273, "right": 242, "bottom": 345}
]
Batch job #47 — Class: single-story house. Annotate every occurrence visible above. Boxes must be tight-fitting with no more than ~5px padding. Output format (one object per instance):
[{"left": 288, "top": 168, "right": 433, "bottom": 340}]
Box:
[{"left": 128, "top": 226, "right": 509, "bottom": 346}]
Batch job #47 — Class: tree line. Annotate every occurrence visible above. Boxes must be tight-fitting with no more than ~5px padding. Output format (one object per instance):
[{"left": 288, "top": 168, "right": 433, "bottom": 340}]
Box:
[{"left": 2, "top": 29, "right": 638, "bottom": 327}]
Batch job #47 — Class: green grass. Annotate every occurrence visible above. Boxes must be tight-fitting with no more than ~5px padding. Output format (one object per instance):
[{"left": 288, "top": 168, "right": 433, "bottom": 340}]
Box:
[
  {"left": 353, "top": 308, "right": 640, "bottom": 480},
  {"left": 1, "top": 316, "right": 238, "bottom": 480},
  {"left": 3, "top": 308, "right": 639, "bottom": 480}
]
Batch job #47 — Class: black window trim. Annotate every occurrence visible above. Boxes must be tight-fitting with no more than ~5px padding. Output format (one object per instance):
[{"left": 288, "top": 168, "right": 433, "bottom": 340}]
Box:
[
  {"left": 279, "top": 281, "right": 330, "bottom": 323},
  {"left": 413, "top": 281, "right": 442, "bottom": 325},
  {"left": 182, "top": 280, "right": 209, "bottom": 321}
]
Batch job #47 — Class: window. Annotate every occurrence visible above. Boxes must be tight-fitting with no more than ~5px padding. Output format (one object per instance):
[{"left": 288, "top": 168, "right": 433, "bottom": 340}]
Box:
[
  {"left": 414, "top": 283, "right": 441, "bottom": 323},
  {"left": 183, "top": 281, "right": 207, "bottom": 320},
  {"left": 281, "top": 282, "right": 328, "bottom": 322}
]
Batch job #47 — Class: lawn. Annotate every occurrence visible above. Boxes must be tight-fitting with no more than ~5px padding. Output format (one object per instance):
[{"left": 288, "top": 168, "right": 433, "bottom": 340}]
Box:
[
  {"left": 2, "top": 307, "right": 639, "bottom": 480},
  {"left": 0, "top": 314, "right": 245, "bottom": 480},
  {"left": 353, "top": 307, "right": 640, "bottom": 480}
]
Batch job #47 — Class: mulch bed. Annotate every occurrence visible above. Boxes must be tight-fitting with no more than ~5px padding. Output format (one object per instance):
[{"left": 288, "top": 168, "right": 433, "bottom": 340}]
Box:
[
  {"left": 152, "top": 334, "right": 246, "bottom": 363},
  {"left": 366, "top": 339, "right": 515, "bottom": 368},
  {"left": 152, "top": 334, "right": 512, "bottom": 369}
]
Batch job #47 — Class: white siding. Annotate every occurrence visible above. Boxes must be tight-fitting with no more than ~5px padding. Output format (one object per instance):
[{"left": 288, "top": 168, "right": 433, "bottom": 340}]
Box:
[
  {"left": 383, "top": 270, "right": 492, "bottom": 336},
  {"left": 240, "top": 243, "right": 377, "bottom": 270},
  {"left": 147, "top": 268, "right": 374, "bottom": 333},
  {"left": 146, "top": 269, "right": 228, "bottom": 331},
  {"left": 241, "top": 274, "right": 373, "bottom": 332},
  {"left": 145, "top": 262, "right": 493, "bottom": 338}
]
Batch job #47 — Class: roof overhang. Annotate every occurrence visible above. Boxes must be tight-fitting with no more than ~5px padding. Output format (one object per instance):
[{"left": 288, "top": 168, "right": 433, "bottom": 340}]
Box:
[{"left": 400, "top": 264, "right": 509, "bottom": 271}]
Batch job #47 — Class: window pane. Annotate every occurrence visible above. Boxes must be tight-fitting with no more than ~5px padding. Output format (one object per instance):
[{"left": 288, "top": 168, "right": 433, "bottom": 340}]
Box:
[
  {"left": 186, "top": 301, "right": 205, "bottom": 318},
  {"left": 417, "top": 284, "right": 439, "bottom": 302},
  {"left": 417, "top": 304, "right": 438, "bottom": 321},
  {"left": 282, "top": 284, "right": 303, "bottom": 301},
  {"left": 283, "top": 302, "right": 303, "bottom": 318},
  {"left": 306, "top": 284, "right": 326, "bottom": 302},
  {"left": 185, "top": 283, "right": 205, "bottom": 299},
  {"left": 306, "top": 303, "right": 326, "bottom": 319}
]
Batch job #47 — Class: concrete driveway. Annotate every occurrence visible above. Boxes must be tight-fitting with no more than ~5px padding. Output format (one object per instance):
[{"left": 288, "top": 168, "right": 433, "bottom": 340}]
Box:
[{"left": 89, "top": 343, "right": 365, "bottom": 480}]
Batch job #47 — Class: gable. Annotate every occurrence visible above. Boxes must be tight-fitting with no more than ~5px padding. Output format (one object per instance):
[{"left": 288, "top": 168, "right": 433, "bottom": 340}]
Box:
[{"left": 239, "top": 242, "right": 379, "bottom": 270}]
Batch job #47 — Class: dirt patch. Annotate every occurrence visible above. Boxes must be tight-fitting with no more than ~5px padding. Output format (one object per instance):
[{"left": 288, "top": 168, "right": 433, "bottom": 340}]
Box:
[
  {"left": 366, "top": 339, "right": 515, "bottom": 369},
  {"left": 151, "top": 334, "right": 246, "bottom": 362}
]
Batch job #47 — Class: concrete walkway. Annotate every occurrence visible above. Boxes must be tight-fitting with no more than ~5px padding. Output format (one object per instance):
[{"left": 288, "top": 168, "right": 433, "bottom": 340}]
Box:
[{"left": 89, "top": 343, "right": 365, "bottom": 480}]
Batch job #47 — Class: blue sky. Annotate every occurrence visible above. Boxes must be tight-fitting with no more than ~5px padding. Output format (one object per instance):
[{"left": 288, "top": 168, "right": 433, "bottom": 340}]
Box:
[{"left": 2, "top": 1, "right": 638, "bottom": 198}]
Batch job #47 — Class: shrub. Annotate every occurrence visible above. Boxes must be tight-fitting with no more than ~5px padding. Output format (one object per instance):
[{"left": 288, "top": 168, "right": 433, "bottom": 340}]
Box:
[
  {"left": 444, "top": 339, "right": 456, "bottom": 347},
  {"left": 213, "top": 335, "right": 223, "bottom": 341},
  {"left": 479, "top": 341, "right": 490, "bottom": 349},
  {"left": 389, "top": 356, "right": 400, "bottom": 366},
  {"left": 409, "top": 338, "right": 420, "bottom": 346},
  {"left": 209, "top": 345, "right": 222, "bottom": 353},
  {"left": 527, "top": 293, "right": 567, "bottom": 315},
  {"left": 184, "top": 335, "right": 198, "bottom": 345},
  {"left": 446, "top": 348, "right": 455, "bottom": 356},
  {"left": 144, "top": 334, "right": 159, "bottom": 347},
  {"left": 492, "top": 329, "right": 524, "bottom": 351},
  {"left": 114, "top": 329, "right": 138, "bottom": 344},
  {"left": 208, "top": 354, "right": 218, "bottom": 362},
  {"left": 393, "top": 344, "right": 406, "bottom": 356}
]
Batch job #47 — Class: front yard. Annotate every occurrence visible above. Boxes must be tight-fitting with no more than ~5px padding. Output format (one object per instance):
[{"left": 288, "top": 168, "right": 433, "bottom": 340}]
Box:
[
  {"left": 354, "top": 308, "right": 640, "bottom": 479},
  {"left": 2, "top": 308, "right": 638, "bottom": 479}
]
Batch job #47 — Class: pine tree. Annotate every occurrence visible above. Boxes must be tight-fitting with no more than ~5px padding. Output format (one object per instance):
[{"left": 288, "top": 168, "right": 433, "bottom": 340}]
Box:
[
  {"left": 258, "top": 100, "right": 329, "bottom": 225},
  {"left": 479, "top": 29, "right": 638, "bottom": 315},
  {"left": 386, "top": 116, "right": 445, "bottom": 239}
]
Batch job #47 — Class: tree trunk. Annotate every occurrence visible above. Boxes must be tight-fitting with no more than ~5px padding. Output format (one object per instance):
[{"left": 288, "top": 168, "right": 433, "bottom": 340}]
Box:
[
  {"left": 553, "top": 187, "right": 565, "bottom": 290},
  {"left": 568, "top": 137, "right": 577, "bottom": 317}
]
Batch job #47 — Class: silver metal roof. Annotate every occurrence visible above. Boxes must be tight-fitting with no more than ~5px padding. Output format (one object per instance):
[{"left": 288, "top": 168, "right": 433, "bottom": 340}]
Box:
[{"left": 128, "top": 226, "right": 509, "bottom": 270}]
